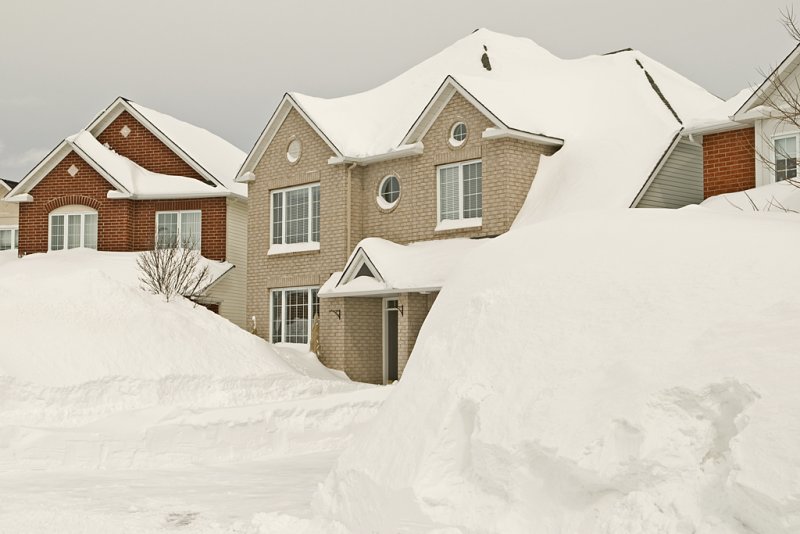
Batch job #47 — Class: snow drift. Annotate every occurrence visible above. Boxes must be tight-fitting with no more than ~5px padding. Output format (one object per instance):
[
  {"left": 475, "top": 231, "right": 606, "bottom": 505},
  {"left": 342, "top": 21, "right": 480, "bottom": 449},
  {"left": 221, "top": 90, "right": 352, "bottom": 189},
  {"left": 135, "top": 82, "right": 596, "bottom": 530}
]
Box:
[
  {"left": 316, "top": 207, "right": 800, "bottom": 533},
  {"left": 0, "top": 250, "right": 386, "bottom": 469}
]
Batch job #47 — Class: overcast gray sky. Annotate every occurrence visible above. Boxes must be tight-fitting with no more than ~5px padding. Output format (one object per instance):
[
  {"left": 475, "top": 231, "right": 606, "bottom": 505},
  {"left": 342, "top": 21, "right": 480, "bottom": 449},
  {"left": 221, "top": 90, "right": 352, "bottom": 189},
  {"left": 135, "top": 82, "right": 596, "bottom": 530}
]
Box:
[{"left": 0, "top": 0, "right": 795, "bottom": 182}]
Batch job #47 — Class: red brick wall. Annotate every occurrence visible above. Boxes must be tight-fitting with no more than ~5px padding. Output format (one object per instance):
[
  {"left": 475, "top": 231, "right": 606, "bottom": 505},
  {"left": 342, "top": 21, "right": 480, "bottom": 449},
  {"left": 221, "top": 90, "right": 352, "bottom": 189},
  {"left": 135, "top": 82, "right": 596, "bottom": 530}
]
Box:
[
  {"left": 18, "top": 150, "right": 227, "bottom": 260},
  {"left": 703, "top": 127, "right": 756, "bottom": 199},
  {"left": 96, "top": 111, "right": 207, "bottom": 182}
]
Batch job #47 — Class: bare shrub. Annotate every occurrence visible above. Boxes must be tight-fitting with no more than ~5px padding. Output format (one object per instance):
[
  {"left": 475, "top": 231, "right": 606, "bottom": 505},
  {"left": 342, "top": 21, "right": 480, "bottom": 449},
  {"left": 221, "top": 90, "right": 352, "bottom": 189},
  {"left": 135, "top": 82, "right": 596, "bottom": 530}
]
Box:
[{"left": 136, "top": 243, "right": 211, "bottom": 303}]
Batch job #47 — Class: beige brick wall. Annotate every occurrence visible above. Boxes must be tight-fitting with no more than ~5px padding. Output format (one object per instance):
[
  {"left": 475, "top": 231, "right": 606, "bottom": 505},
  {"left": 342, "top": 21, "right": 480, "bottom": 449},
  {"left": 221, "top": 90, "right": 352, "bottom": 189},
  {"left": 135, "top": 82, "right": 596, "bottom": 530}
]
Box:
[{"left": 247, "top": 92, "right": 559, "bottom": 383}]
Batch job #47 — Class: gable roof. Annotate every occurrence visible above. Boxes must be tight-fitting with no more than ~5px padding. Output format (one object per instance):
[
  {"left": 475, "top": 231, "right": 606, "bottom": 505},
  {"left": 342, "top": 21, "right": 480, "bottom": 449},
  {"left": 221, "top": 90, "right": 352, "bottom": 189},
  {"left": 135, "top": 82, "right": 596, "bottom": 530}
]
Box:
[
  {"left": 243, "top": 29, "right": 721, "bottom": 222},
  {"left": 319, "top": 237, "right": 487, "bottom": 297},
  {"left": 734, "top": 42, "right": 800, "bottom": 118},
  {"left": 85, "top": 97, "right": 247, "bottom": 197}
]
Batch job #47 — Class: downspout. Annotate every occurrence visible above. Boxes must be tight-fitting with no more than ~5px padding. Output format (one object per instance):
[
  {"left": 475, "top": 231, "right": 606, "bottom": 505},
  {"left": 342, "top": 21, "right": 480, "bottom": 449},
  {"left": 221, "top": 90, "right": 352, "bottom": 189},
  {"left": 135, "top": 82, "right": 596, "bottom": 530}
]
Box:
[{"left": 346, "top": 162, "right": 357, "bottom": 255}]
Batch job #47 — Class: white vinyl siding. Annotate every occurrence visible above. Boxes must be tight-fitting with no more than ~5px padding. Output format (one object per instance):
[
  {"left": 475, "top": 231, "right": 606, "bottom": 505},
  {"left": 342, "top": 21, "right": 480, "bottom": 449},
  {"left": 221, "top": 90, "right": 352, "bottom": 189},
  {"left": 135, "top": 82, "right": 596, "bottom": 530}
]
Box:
[
  {"left": 156, "top": 210, "right": 201, "bottom": 250},
  {"left": 271, "top": 183, "right": 320, "bottom": 246},
  {"left": 0, "top": 227, "right": 17, "bottom": 250},
  {"left": 49, "top": 211, "right": 97, "bottom": 251},
  {"left": 204, "top": 198, "right": 248, "bottom": 329},
  {"left": 437, "top": 160, "right": 482, "bottom": 223},
  {"left": 270, "top": 287, "right": 320, "bottom": 344}
]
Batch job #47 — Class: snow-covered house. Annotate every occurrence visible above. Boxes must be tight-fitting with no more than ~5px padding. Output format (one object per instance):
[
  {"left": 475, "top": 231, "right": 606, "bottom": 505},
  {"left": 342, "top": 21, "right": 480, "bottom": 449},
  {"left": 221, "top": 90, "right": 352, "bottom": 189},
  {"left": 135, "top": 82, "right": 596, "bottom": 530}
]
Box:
[
  {"left": 5, "top": 98, "right": 249, "bottom": 327},
  {"left": 0, "top": 180, "right": 19, "bottom": 251},
  {"left": 682, "top": 42, "right": 800, "bottom": 201},
  {"left": 237, "top": 29, "right": 722, "bottom": 384}
]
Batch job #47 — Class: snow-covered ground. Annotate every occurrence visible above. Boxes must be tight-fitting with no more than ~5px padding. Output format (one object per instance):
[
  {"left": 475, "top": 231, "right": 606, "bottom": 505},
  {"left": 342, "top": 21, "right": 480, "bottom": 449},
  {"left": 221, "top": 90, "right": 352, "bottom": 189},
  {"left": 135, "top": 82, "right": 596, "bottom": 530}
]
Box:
[{"left": 0, "top": 250, "right": 388, "bottom": 532}]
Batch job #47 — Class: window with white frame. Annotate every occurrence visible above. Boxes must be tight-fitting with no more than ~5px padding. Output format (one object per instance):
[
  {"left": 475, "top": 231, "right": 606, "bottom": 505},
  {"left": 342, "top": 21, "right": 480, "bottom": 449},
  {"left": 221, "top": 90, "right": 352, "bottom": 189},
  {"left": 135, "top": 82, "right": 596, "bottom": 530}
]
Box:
[
  {"left": 49, "top": 207, "right": 97, "bottom": 251},
  {"left": 437, "top": 160, "right": 482, "bottom": 223},
  {"left": 270, "top": 287, "right": 320, "bottom": 344},
  {"left": 156, "top": 210, "right": 201, "bottom": 250},
  {"left": 271, "top": 183, "right": 320, "bottom": 246},
  {"left": 774, "top": 135, "right": 798, "bottom": 182},
  {"left": 0, "top": 226, "right": 18, "bottom": 251}
]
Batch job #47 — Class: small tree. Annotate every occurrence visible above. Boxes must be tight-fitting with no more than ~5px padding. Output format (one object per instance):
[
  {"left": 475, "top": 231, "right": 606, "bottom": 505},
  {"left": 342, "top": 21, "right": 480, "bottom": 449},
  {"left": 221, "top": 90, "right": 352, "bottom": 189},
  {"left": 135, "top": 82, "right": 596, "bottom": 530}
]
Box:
[{"left": 136, "top": 242, "right": 211, "bottom": 303}]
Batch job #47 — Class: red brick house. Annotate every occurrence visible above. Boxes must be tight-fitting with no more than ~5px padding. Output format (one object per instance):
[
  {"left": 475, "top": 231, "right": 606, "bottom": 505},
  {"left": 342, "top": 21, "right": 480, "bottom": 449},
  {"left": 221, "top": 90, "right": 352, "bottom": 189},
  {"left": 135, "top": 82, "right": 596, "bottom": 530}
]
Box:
[{"left": 5, "top": 97, "right": 249, "bottom": 327}]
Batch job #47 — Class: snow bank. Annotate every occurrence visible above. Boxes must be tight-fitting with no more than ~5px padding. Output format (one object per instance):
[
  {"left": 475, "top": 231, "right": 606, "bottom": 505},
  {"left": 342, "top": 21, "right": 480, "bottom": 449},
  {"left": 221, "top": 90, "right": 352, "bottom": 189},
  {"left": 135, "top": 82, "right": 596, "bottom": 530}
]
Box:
[
  {"left": 316, "top": 207, "right": 800, "bottom": 533},
  {"left": 703, "top": 180, "right": 800, "bottom": 213},
  {"left": 0, "top": 250, "right": 387, "bottom": 469}
]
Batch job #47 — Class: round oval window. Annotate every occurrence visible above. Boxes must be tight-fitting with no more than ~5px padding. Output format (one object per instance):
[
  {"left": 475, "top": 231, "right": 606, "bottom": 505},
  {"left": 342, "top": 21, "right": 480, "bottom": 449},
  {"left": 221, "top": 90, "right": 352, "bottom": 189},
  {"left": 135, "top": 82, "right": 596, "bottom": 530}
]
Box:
[
  {"left": 450, "top": 122, "right": 467, "bottom": 146},
  {"left": 287, "top": 139, "right": 302, "bottom": 163},
  {"left": 379, "top": 175, "right": 400, "bottom": 206}
]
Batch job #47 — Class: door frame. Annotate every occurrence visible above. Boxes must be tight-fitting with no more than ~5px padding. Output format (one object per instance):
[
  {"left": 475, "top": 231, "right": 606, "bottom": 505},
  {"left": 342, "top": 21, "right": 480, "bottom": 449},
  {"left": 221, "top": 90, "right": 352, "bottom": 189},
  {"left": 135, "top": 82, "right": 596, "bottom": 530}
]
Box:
[{"left": 382, "top": 296, "right": 400, "bottom": 384}]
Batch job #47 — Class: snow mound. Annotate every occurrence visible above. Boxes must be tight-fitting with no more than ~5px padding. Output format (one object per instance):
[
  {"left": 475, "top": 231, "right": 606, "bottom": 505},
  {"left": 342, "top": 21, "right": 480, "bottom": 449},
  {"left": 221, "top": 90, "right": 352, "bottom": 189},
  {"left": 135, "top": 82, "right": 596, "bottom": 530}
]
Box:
[
  {"left": 702, "top": 180, "right": 800, "bottom": 213},
  {"left": 316, "top": 207, "right": 800, "bottom": 533}
]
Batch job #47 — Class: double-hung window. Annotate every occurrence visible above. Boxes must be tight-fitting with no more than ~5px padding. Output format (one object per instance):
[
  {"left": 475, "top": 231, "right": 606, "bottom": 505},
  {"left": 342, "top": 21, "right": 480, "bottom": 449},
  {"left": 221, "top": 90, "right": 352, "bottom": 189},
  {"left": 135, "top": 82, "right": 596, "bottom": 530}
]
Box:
[
  {"left": 156, "top": 210, "right": 201, "bottom": 250},
  {"left": 270, "top": 287, "right": 320, "bottom": 344},
  {"left": 0, "top": 226, "right": 18, "bottom": 251},
  {"left": 437, "top": 160, "right": 482, "bottom": 229},
  {"left": 774, "top": 135, "right": 799, "bottom": 182},
  {"left": 271, "top": 183, "right": 320, "bottom": 253},
  {"left": 49, "top": 208, "right": 98, "bottom": 251}
]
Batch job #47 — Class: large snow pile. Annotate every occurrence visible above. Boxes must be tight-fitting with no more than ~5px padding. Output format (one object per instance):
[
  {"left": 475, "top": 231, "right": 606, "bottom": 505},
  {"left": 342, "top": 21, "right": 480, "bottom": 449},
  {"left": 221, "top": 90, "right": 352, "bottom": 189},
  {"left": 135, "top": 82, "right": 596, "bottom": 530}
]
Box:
[
  {"left": 0, "top": 250, "right": 386, "bottom": 470},
  {"left": 314, "top": 207, "right": 800, "bottom": 533},
  {"left": 703, "top": 180, "right": 800, "bottom": 213}
]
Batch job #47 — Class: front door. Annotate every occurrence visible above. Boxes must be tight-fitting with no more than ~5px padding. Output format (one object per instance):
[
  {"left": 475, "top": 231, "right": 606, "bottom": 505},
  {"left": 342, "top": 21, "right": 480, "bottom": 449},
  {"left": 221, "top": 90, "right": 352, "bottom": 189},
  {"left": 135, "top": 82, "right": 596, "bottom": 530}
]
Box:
[{"left": 384, "top": 298, "right": 399, "bottom": 383}]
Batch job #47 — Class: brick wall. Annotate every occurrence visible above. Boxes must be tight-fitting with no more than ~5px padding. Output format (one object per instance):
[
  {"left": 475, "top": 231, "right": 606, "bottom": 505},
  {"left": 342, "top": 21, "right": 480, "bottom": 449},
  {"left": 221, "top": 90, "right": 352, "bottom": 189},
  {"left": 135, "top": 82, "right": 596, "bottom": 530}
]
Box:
[
  {"left": 18, "top": 150, "right": 227, "bottom": 259},
  {"left": 703, "top": 127, "right": 756, "bottom": 199},
  {"left": 97, "top": 111, "right": 207, "bottom": 182}
]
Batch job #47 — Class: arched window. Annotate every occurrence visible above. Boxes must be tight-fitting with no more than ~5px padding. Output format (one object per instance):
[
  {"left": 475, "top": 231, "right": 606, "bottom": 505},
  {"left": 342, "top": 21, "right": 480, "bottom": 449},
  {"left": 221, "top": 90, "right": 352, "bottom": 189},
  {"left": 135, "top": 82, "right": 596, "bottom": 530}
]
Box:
[{"left": 49, "top": 205, "right": 98, "bottom": 251}]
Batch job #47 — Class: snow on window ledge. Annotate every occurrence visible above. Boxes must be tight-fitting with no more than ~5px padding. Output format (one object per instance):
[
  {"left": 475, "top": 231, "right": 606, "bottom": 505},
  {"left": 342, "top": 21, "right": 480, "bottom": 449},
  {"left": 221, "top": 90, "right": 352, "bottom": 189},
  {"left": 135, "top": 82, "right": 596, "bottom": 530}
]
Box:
[
  {"left": 268, "top": 242, "right": 320, "bottom": 256},
  {"left": 376, "top": 195, "right": 399, "bottom": 211},
  {"left": 435, "top": 218, "right": 482, "bottom": 232}
]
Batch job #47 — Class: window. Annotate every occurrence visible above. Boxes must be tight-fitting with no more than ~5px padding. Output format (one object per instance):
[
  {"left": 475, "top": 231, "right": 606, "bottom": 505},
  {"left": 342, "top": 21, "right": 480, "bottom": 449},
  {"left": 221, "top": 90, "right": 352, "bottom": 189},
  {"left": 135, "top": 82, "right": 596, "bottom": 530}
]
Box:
[
  {"left": 437, "top": 160, "right": 482, "bottom": 225},
  {"left": 449, "top": 122, "right": 468, "bottom": 147},
  {"left": 49, "top": 208, "right": 97, "bottom": 251},
  {"left": 271, "top": 183, "right": 320, "bottom": 249},
  {"left": 378, "top": 175, "right": 400, "bottom": 208},
  {"left": 156, "top": 211, "right": 201, "bottom": 250},
  {"left": 0, "top": 227, "right": 18, "bottom": 251},
  {"left": 270, "top": 287, "right": 320, "bottom": 344},
  {"left": 775, "top": 135, "right": 798, "bottom": 182},
  {"left": 287, "top": 139, "right": 302, "bottom": 163}
]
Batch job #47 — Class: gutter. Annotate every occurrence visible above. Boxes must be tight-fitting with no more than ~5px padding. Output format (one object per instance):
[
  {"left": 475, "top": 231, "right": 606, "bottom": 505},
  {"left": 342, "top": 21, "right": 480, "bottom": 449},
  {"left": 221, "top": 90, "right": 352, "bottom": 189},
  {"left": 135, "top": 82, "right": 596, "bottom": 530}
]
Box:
[
  {"left": 328, "top": 142, "right": 424, "bottom": 166},
  {"left": 346, "top": 162, "right": 357, "bottom": 254}
]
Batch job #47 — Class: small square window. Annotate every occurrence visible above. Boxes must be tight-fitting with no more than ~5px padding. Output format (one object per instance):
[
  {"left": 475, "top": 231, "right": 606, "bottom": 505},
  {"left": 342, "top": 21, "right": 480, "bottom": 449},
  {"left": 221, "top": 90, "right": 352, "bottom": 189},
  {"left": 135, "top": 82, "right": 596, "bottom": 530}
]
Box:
[{"left": 120, "top": 125, "right": 131, "bottom": 138}]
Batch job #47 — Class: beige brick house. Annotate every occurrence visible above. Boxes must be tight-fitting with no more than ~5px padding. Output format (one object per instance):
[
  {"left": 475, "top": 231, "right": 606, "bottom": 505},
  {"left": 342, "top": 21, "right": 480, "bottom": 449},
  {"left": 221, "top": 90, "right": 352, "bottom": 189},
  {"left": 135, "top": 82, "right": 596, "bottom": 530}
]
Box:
[{"left": 237, "top": 29, "right": 722, "bottom": 383}]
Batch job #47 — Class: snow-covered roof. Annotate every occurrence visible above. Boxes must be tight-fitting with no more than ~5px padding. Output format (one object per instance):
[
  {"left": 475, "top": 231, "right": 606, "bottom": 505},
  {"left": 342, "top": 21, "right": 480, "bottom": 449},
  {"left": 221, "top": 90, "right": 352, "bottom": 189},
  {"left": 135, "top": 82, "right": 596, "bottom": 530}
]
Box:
[
  {"left": 734, "top": 41, "right": 800, "bottom": 118},
  {"left": 243, "top": 29, "right": 722, "bottom": 223},
  {"left": 319, "top": 237, "right": 486, "bottom": 297},
  {"left": 682, "top": 88, "right": 754, "bottom": 135},
  {"left": 125, "top": 101, "right": 247, "bottom": 196},
  {"left": 68, "top": 130, "right": 225, "bottom": 199}
]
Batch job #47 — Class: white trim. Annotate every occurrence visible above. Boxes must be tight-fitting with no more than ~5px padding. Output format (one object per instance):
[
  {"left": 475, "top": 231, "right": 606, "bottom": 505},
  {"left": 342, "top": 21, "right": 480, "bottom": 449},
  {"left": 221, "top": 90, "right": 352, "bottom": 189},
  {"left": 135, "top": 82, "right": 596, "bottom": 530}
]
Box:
[
  {"left": 155, "top": 210, "right": 202, "bottom": 250},
  {"left": 734, "top": 42, "right": 800, "bottom": 118},
  {"left": 269, "top": 286, "right": 319, "bottom": 345},
  {"left": 435, "top": 158, "right": 483, "bottom": 225},
  {"left": 0, "top": 225, "right": 18, "bottom": 251},
  {"left": 238, "top": 94, "right": 343, "bottom": 179},
  {"left": 339, "top": 248, "right": 385, "bottom": 286},
  {"left": 327, "top": 143, "right": 424, "bottom": 166},
  {"left": 0, "top": 180, "right": 10, "bottom": 194},
  {"left": 320, "top": 286, "right": 440, "bottom": 298},
  {"left": 5, "top": 193, "right": 33, "bottom": 203},
  {"left": 377, "top": 174, "right": 400, "bottom": 209},
  {"left": 435, "top": 217, "right": 482, "bottom": 232},
  {"left": 48, "top": 209, "right": 98, "bottom": 252},
  {"left": 481, "top": 127, "right": 565, "bottom": 146},
  {"left": 269, "top": 182, "right": 320, "bottom": 253},
  {"left": 449, "top": 121, "right": 468, "bottom": 147},
  {"left": 106, "top": 190, "right": 235, "bottom": 201}
]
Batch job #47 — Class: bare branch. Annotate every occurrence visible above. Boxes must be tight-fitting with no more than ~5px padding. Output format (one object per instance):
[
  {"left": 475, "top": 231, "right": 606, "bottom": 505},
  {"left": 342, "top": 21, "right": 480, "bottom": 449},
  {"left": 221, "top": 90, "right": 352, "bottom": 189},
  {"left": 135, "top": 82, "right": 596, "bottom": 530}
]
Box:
[{"left": 136, "top": 240, "right": 212, "bottom": 304}]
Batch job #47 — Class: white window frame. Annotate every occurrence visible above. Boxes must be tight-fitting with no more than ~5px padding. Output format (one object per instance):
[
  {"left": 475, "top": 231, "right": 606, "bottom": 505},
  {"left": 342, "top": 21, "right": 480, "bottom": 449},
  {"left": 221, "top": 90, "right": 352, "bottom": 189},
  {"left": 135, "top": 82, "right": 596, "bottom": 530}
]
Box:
[
  {"left": 48, "top": 209, "right": 98, "bottom": 251},
  {"left": 154, "top": 210, "right": 202, "bottom": 251},
  {"left": 269, "top": 286, "right": 320, "bottom": 345},
  {"left": 0, "top": 225, "right": 18, "bottom": 251},
  {"left": 269, "top": 182, "right": 320, "bottom": 255},
  {"left": 772, "top": 133, "right": 799, "bottom": 183},
  {"left": 435, "top": 159, "right": 483, "bottom": 231}
]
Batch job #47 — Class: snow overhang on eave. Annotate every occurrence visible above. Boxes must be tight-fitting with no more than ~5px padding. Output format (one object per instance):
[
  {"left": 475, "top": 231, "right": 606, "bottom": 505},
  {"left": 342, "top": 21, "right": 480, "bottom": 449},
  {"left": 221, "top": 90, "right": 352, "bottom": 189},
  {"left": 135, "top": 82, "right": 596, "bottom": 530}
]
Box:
[
  {"left": 5, "top": 193, "right": 33, "bottom": 203},
  {"left": 327, "top": 142, "right": 425, "bottom": 166},
  {"left": 482, "top": 127, "right": 564, "bottom": 146},
  {"left": 319, "top": 285, "right": 443, "bottom": 298},
  {"left": 107, "top": 190, "right": 237, "bottom": 201},
  {"left": 682, "top": 120, "right": 753, "bottom": 137}
]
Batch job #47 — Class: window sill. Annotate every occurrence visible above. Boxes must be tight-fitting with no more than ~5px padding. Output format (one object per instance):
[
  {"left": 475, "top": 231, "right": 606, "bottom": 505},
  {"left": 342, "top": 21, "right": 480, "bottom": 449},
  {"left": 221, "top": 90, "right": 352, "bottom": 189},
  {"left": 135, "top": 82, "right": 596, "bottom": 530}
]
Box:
[
  {"left": 435, "top": 218, "right": 482, "bottom": 233},
  {"left": 268, "top": 242, "right": 320, "bottom": 256}
]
